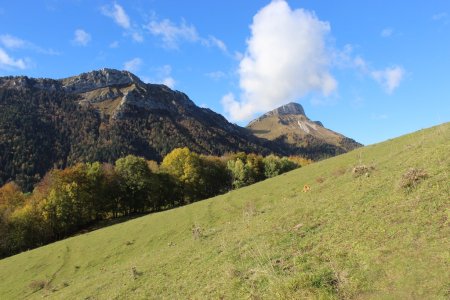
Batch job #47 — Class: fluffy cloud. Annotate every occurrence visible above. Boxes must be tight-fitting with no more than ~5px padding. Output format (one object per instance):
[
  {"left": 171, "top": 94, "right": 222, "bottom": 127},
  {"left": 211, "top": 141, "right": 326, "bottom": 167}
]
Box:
[
  {"left": 222, "top": 0, "right": 336, "bottom": 121},
  {"left": 371, "top": 66, "right": 405, "bottom": 94},
  {"left": 123, "top": 57, "right": 142, "bottom": 72},
  {"left": 101, "top": 3, "right": 130, "bottom": 29},
  {"left": 72, "top": 29, "right": 91, "bottom": 46},
  {"left": 0, "top": 47, "right": 28, "bottom": 70}
]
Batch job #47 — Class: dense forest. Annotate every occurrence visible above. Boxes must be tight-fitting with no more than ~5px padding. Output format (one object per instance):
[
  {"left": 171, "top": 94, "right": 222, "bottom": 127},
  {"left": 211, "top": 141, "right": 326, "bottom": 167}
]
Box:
[{"left": 0, "top": 147, "right": 311, "bottom": 258}]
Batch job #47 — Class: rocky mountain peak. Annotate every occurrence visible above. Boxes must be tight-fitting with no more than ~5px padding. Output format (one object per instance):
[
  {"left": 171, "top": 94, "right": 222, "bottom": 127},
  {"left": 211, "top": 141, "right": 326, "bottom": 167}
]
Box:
[
  {"left": 61, "top": 68, "right": 143, "bottom": 93},
  {"left": 270, "top": 102, "right": 306, "bottom": 116},
  {"left": 248, "top": 102, "right": 306, "bottom": 126},
  {"left": 259, "top": 102, "right": 306, "bottom": 119}
]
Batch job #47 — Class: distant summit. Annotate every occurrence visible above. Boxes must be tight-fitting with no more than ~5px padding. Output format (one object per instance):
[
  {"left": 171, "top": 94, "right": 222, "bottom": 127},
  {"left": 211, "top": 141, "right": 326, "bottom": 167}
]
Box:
[
  {"left": 263, "top": 102, "right": 305, "bottom": 117},
  {"left": 247, "top": 102, "right": 362, "bottom": 159}
]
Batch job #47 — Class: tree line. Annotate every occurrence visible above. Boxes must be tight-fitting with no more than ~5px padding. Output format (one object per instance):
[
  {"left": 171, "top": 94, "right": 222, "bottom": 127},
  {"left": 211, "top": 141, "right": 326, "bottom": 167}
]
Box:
[{"left": 0, "top": 147, "right": 311, "bottom": 258}]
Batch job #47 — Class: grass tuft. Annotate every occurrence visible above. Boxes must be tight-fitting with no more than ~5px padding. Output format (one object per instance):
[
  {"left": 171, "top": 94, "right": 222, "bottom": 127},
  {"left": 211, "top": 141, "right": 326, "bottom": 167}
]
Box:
[{"left": 399, "top": 168, "right": 428, "bottom": 190}]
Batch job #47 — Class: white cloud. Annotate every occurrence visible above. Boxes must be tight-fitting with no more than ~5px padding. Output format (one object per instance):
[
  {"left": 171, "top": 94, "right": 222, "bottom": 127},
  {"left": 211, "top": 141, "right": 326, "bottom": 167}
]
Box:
[
  {"left": 131, "top": 32, "right": 144, "bottom": 43},
  {"left": 381, "top": 28, "right": 393, "bottom": 38},
  {"left": 141, "top": 65, "right": 176, "bottom": 88},
  {"left": 371, "top": 66, "right": 405, "bottom": 94},
  {"left": 206, "top": 71, "right": 226, "bottom": 80},
  {"left": 123, "top": 57, "right": 142, "bottom": 72},
  {"left": 101, "top": 3, "right": 130, "bottom": 29},
  {"left": 432, "top": 12, "right": 448, "bottom": 21},
  {"left": 0, "top": 34, "right": 26, "bottom": 48},
  {"left": 101, "top": 3, "right": 143, "bottom": 43},
  {"left": 145, "top": 18, "right": 227, "bottom": 52},
  {"left": 333, "top": 44, "right": 405, "bottom": 94},
  {"left": 158, "top": 65, "right": 175, "bottom": 88},
  {"left": 72, "top": 29, "right": 91, "bottom": 46},
  {"left": 0, "top": 34, "right": 59, "bottom": 55},
  {"left": 222, "top": 0, "right": 336, "bottom": 121},
  {"left": 202, "top": 35, "right": 228, "bottom": 52},
  {"left": 109, "top": 41, "right": 119, "bottom": 48},
  {"left": 371, "top": 113, "right": 388, "bottom": 120},
  {"left": 146, "top": 18, "right": 199, "bottom": 49},
  {"left": 162, "top": 77, "right": 175, "bottom": 88},
  {"left": 0, "top": 47, "right": 28, "bottom": 70}
]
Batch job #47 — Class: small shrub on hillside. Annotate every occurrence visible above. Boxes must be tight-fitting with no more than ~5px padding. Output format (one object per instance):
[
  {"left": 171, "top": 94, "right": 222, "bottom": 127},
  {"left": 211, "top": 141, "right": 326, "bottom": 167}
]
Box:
[
  {"left": 191, "top": 224, "right": 203, "bottom": 240},
  {"left": 399, "top": 168, "right": 428, "bottom": 190},
  {"left": 316, "top": 177, "right": 325, "bottom": 184},
  {"left": 29, "top": 279, "right": 48, "bottom": 291},
  {"left": 243, "top": 201, "right": 257, "bottom": 217},
  {"left": 352, "top": 165, "right": 375, "bottom": 178},
  {"left": 332, "top": 167, "right": 346, "bottom": 177},
  {"left": 131, "top": 266, "right": 143, "bottom": 279}
]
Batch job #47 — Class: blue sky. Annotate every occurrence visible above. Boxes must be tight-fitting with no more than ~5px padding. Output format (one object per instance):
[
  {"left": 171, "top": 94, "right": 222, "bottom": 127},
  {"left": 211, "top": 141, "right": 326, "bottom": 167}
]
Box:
[{"left": 0, "top": 0, "right": 449, "bottom": 145}]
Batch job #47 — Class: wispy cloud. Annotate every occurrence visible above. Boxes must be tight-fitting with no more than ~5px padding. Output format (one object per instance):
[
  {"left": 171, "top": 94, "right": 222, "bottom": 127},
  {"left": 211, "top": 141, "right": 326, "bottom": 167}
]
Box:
[
  {"left": 145, "top": 18, "right": 198, "bottom": 49},
  {"left": 381, "top": 27, "right": 393, "bottom": 38},
  {"left": 109, "top": 41, "right": 119, "bottom": 48},
  {"left": 101, "top": 3, "right": 143, "bottom": 43},
  {"left": 145, "top": 17, "right": 227, "bottom": 52},
  {"left": 130, "top": 32, "right": 143, "bottom": 43},
  {"left": 72, "top": 29, "right": 91, "bottom": 46},
  {"left": 221, "top": 0, "right": 336, "bottom": 121},
  {"left": 101, "top": 3, "right": 130, "bottom": 29},
  {"left": 158, "top": 65, "right": 175, "bottom": 88},
  {"left": 142, "top": 65, "right": 176, "bottom": 88},
  {"left": 371, "top": 66, "right": 405, "bottom": 94},
  {"left": 432, "top": 12, "right": 448, "bottom": 21},
  {"left": 202, "top": 35, "right": 227, "bottom": 53},
  {"left": 333, "top": 44, "right": 405, "bottom": 94},
  {"left": 0, "top": 47, "right": 29, "bottom": 70},
  {"left": 206, "top": 71, "right": 226, "bottom": 81},
  {"left": 123, "top": 57, "right": 142, "bottom": 72},
  {"left": 371, "top": 113, "right": 388, "bottom": 120},
  {"left": 0, "top": 34, "right": 59, "bottom": 55}
]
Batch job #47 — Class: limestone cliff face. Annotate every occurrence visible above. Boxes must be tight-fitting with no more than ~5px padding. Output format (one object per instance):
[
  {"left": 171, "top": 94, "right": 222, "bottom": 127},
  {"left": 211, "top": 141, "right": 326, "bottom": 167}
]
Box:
[{"left": 247, "top": 102, "right": 362, "bottom": 158}]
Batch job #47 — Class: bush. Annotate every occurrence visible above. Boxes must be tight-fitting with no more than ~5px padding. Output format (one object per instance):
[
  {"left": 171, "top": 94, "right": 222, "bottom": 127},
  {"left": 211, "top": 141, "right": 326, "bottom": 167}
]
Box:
[
  {"left": 399, "top": 168, "right": 428, "bottom": 190},
  {"left": 352, "top": 165, "right": 375, "bottom": 177}
]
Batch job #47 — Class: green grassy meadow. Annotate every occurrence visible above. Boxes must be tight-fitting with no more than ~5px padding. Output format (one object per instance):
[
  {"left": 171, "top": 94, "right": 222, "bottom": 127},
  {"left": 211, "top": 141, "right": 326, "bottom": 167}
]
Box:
[{"left": 0, "top": 123, "right": 449, "bottom": 299}]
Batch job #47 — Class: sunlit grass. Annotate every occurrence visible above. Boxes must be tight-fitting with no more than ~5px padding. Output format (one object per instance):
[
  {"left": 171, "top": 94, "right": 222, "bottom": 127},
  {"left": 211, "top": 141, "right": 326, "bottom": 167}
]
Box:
[{"left": 0, "top": 123, "right": 448, "bottom": 299}]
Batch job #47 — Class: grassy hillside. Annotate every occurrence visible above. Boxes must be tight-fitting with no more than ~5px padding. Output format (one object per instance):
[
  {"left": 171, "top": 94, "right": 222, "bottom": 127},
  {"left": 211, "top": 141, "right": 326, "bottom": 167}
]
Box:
[{"left": 0, "top": 123, "right": 448, "bottom": 299}]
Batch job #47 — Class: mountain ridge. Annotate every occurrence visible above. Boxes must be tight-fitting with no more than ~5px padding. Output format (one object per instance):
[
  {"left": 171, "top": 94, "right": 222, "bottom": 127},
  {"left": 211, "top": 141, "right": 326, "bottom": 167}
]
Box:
[
  {"left": 0, "top": 69, "right": 359, "bottom": 190},
  {"left": 0, "top": 69, "right": 284, "bottom": 190}
]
